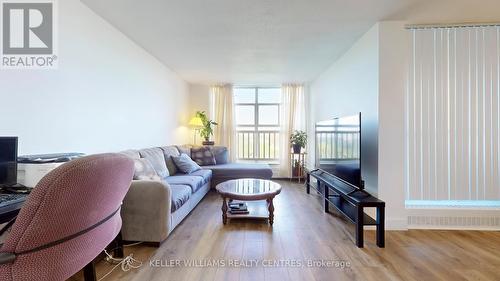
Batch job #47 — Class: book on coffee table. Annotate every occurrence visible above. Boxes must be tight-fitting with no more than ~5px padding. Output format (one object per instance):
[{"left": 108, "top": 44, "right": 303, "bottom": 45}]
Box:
[
  {"left": 229, "top": 202, "right": 247, "bottom": 209},
  {"left": 229, "top": 202, "right": 249, "bottom": 214},
  {"left": 229, "top": 202, "right": 246, "bottom": 208},
  {"left": 229, "top": 209, "right": 250, "bottom": 215}
]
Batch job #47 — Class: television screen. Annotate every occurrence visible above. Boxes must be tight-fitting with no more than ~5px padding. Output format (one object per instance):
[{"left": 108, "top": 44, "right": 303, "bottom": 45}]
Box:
[
  {"left": 315, "top": 114, "right": 362, "bottom": 188},
  {"left": 0, "top": 137, "right": 18, "bottom": 186}
]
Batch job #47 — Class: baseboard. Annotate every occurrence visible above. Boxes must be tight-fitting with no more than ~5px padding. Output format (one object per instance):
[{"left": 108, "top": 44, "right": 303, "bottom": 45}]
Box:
[
  {"left": 362, "top": 215, "right": 407, "bottom": 230},
  {"left": 386, "top": 218, "right": 408, "bottom": 230},
  {"left": 364, "top": 220, "right": 407, "bottom": 231}
]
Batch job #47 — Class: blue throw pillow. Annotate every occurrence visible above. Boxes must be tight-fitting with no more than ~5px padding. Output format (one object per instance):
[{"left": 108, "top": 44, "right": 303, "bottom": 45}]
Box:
[{"left": 172, "top": 153, "right": 202, "bottom": 174}]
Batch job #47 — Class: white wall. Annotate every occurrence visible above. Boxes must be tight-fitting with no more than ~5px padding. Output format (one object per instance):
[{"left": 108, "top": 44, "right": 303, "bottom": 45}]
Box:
[
  {"left": 186, "top": 84, "right": 211, "bottom": 145},
  {"left": 309, "top": 22, "right": 409, "bottom": 229},
  {"left": 188, "top": 84, "right": 211, "bottom": 117},
  {"left": 378, "top": 21, "right": 408, "bottom": 229},
  {"left": 0, "top": 0, "right": 189, "bottom": 155},
  {"left": 309, "top": 24, "right": 380, "bottom": 196}
]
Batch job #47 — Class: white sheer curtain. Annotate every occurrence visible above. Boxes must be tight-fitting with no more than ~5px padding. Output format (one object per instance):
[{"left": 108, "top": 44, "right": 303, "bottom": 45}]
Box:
[
  {"left": 406, "top": 26, "right": 500, "bottom": 201},
  {"left": 210, "top": 84, "right": 237, "bottom": 162},
  {"left": 279, "top": 84, "right": 306, "bottom": 177}
]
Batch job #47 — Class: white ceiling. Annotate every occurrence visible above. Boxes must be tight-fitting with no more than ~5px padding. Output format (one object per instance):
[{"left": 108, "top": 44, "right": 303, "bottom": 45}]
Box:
[{"left": 81, "top": 0, "right": 500, "bottom": 85}]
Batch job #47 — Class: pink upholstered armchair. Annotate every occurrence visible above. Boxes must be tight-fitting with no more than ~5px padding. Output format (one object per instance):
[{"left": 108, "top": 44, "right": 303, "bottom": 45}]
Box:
[{"left": 0, "top": 153, "right": 134, "bottom": 281}]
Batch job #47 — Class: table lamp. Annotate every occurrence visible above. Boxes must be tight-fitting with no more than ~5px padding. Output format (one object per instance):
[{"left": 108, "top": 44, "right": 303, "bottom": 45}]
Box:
[{"left": 189, "top": 116, "right": 203, "bottom": 145}]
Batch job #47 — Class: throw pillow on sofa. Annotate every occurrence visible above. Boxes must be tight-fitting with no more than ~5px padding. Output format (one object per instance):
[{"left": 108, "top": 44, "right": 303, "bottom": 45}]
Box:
[
  {"left": 160, "top": 145, "right": 180, "bottom": 175},
  {"left": 133, "top": 158, "right": 161, "bottom": 181},
  {"left": 172, "top": 153, "right": 202, "bottom": 174},
  {"left": 191, "top": 146, "right": 216, "bottom": 166}
]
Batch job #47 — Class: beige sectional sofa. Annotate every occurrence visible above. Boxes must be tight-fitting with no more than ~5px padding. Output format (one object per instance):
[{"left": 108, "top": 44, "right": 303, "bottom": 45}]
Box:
[{"left": 118, "top": 145, "right": 272, "bottom": 244}]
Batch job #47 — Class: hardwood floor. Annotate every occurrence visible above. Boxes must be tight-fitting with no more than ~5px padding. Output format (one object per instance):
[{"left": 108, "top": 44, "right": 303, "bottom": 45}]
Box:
[{"left": 70, "top": 180, "right": 500, "bottom": 281}]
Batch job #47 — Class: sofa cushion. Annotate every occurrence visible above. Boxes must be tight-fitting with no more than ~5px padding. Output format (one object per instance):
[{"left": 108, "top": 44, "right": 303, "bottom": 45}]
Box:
[
  {"left": 120, "top": 149, "right": 141, "bottom": 160},
  {"left": 139, "top": 148, "right": 169, "bottom": 179},
  {"left": 170, "top": 185, "right": 192, "bottom": 212},
  {"left": 172, "top": 154, "right": 201, "bottom": 174},
  {"left": 165, "top": 175, "right": 205, "bottom": 193},
  {"left": 160, "top": 146, "right": 180, "bottom": 175},
  {"left": 176, "top": 145, "right": 192, "bottom": 156},
  {"left": 132, "top": 158, "right": 161, "bottom": 181},
  {"left": 210, "top": 146, "right": 229, "bottom": 164},
  {"left": 188, "top": 169, "right": 213, "bottom": 184},
  {"left": 191, "top": 146, "right": 216, "bottom": 166},
  {"left": 203, "top": 163, "right": 273, "bottom": 180}
]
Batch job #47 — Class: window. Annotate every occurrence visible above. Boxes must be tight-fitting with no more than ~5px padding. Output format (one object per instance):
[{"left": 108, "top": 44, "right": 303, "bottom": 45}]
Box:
[
  {"left": 406, "top": 26, "right": 500, "bottom": 202},
  {"left": 234, "top": 87, "right": 281, "bottom": 161}
]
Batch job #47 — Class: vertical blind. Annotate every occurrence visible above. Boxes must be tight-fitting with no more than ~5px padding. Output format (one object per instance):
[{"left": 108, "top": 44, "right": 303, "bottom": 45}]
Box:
[{"left": 406, "top": 26, "right": 500, "bottom": 201}]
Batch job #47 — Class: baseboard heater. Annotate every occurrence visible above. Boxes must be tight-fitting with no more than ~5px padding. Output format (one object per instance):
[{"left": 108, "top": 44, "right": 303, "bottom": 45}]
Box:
[{"left": 406, "top": 201, "right": 500, "bottom": 230}]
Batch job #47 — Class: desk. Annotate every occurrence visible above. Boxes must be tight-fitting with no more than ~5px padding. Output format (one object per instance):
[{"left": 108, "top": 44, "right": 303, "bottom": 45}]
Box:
[{"left": 0, "top": 194, "right": 27, "bottom": 224}]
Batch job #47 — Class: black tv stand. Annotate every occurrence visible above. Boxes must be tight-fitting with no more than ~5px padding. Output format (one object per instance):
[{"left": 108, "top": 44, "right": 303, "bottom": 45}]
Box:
[
  {"left": 346, "top": 189, "right": 369, "bottom": 196},
  {"left": 306, "top": 170, "right": 385, "bottom": 248}
]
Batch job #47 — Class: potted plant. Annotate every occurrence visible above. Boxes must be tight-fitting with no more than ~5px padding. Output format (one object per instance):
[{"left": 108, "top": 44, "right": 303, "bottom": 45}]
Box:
[
  {"left": 290, "top": 130, "right": 307, "bottom": 153},
  {"left": 196, "top": 111, "right": 218, "bottom": 145}
]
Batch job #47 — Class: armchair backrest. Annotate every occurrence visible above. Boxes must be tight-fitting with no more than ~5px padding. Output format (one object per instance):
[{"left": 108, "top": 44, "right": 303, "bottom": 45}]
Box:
[{"left": 0, "top": 153, "right": 134, "bottom": 281}]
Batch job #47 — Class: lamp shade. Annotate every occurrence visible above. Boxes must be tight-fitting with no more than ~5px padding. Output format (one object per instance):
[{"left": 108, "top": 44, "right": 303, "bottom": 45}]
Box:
[{"left": 189, "top": 116, "right": 203, "bottom": 127}]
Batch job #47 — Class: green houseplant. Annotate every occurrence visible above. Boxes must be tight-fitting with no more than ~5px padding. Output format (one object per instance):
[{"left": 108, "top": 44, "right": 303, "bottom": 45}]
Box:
[
  {"left": 290, "top": 130, "right": 307, "bottom": 153},
  {"left": 196, "top": 111, "right": 218, "bottom": 144}
]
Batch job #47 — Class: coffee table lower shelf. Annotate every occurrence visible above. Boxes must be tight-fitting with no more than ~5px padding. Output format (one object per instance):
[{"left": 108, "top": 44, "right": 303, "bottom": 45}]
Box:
[
  {"left": 222, "top": 200, "right": 275, "bottom": 225},
  {"left": 226, "top": 201, "right": 270, "bottom": 220}
]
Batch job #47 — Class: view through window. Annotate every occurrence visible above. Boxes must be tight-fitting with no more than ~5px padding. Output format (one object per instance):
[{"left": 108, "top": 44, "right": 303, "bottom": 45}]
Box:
[{"left": 234, "top": 87, "right": 281, "bottom": 162}]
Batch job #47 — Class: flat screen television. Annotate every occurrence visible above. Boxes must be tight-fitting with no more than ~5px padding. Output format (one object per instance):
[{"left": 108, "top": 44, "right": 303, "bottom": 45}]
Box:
[
  {"left": 315, "top": 113, "right": 363, "bottom": 189},
  {"left": 0, "top": 137, "right": 18, "bottom": 187}
]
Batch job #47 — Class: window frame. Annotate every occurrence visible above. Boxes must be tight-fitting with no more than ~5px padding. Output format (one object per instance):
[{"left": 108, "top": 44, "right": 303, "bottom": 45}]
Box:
[
  {"left": 234, "top": 87, "right": 281, "bottom": 161},
  {"left": 235, "top": 87, "right": 281, "bottom": 128}
]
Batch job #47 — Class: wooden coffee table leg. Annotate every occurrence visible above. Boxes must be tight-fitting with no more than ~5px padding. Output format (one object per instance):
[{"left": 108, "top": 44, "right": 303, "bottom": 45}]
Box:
[
  {"left": 267, "top": 198, "right": 275, "bottom": 226},
  {"left": 222, "top": 197, "right": 228, "bottom": 224}
]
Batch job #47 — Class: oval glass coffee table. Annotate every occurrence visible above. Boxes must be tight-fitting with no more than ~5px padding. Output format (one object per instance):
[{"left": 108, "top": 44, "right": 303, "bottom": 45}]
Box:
[{"left": 215, "top": 178, "right": 282, "bottom": 225}]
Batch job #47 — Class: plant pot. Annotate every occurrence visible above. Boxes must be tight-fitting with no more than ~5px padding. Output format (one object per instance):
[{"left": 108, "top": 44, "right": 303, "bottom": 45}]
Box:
[
  {"left": 292, "top": 144, "right": 302, "bottom": 153},
  {"left": 202, "top": 141, "right": 215, "bottom": 146}
]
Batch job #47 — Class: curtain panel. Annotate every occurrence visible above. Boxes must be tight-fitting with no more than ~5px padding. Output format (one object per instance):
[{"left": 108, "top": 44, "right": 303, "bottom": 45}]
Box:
[
  {"left": 210, "top": 84, "right": 237, "bottom": 162},
  {"left": 279, "top": 84, "right": 306, "bottom": 178}
]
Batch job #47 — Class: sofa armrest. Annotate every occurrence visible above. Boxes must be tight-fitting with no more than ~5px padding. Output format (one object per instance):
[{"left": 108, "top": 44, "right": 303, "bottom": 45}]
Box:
[{"left": 120, "top": 180, "right": 171, "bottom": 243}]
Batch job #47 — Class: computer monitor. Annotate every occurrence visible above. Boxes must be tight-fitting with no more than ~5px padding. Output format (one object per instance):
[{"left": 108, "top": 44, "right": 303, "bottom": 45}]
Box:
[{"left": 0, "top": 137, "right": 18, "bottom": 187}]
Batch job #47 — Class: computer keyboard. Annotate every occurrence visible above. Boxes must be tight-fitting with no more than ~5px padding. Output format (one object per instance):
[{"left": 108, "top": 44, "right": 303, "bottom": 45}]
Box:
[{"left": 0, "top": 193, "right": 27, "bottom": 207}]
